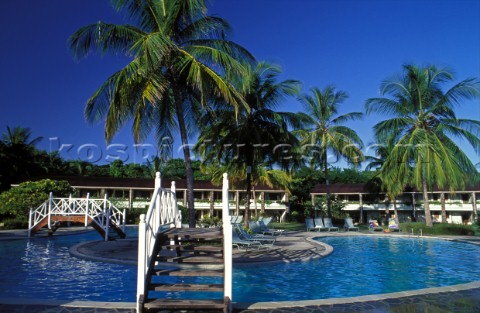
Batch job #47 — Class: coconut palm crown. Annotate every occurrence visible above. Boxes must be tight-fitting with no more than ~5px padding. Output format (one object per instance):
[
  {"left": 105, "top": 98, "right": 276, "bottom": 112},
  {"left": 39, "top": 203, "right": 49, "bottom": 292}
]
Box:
[
  {"left": 195, "top": 61, "right": 303, "bottom": 227},
  {"left": 68, "top": 0, "right": 254, "bottom": 227},
  {"left": 296, "top": 86, "right": 365, "bottom": 218},
  {"left": 365, "top": 64, "right": 480, "bottom": 227}
]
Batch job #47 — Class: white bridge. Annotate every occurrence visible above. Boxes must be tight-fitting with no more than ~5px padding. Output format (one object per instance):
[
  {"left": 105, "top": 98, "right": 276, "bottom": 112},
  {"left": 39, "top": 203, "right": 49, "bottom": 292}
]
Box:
[
  {"left": 28, "top": 193, "right": 126, "bottom": 240},
  {"left": 136, "top": 172, "right": 233, "bottom": 312}
]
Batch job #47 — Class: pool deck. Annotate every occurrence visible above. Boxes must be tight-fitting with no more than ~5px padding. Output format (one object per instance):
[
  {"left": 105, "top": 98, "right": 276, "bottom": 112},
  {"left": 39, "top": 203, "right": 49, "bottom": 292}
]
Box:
[{"left": 1, "top": 228, "right": 479, "bottom": 312}]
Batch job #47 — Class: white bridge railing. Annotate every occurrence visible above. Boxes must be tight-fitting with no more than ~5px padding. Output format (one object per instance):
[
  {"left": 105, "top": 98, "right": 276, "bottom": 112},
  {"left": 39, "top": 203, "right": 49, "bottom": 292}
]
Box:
[
  {"left": 222, "top": 173, "right": 233, "bottom": 310},
  {"left": 135, "top": 172, "right": 233, "bottom": 313},
  {"left": 28, "top": 193, "right": 126, "bottom": 240},
  {"left": 136, "top": 172, "right": 181, "bottom": 312}
]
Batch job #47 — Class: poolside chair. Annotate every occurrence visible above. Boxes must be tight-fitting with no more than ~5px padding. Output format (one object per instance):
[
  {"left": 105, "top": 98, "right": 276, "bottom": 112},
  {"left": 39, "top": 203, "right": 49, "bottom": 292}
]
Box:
[
  {"left": 344, "top": 217, "right": 359, "bottom": 231},
  {"left": 369, "top": 220, "right": 383, "bottom": 232},
  {"left": 231, "top": 228, "right": 265, "bottom": 251},
  {"left": 305, "top": 218, "right": 318, "bottom": 232},
  {"left": 388, "top": 218, "right": 400, "bottom": 232},
  {"left": 323, "top": 217, "right": 339, "bottom": 232},
  {"left": 313, "top": 217, "right": 329, "bottom": 232},
  {"left": 234, "top": 224, "right": 276, "bottom": 246},
  {"left": 261, "top": 217, "right": 273, "bottom": 227},
  {"left": 231, "top": 215, "right": 243, "bottom": 225},
  {"left": 258, "top": 220, "right": 284, "bottom": 236}
]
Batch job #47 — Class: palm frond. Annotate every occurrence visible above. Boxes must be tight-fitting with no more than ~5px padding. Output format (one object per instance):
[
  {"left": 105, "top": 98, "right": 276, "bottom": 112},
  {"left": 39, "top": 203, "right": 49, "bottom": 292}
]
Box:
[{"left": 68, "top": 22, "right": 144, "bottom": 59}]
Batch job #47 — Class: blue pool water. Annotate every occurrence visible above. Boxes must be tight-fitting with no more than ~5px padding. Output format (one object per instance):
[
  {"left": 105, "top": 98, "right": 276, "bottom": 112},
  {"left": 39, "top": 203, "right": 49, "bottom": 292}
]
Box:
[{"left": 1, "top": 231, "right": 480, "bottom": 302}]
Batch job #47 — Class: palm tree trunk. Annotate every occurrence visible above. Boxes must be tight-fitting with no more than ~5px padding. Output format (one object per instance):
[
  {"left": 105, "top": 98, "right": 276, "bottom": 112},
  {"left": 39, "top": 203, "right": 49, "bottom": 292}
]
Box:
[
  {"left": 323, "top": 148, "right": 332, "bottom": 218},
  {"left": 244, "top": 144, "right": 253, "bottom": 228},
  {"left": 209, "top": 190, "right": 214, "bottom": 219},
  {"left": 252, "top": 186, "right": 258, "bottom": 218},
  {"left": 392, "top": 196, "right": 399, "bottom": 224},
  {"left": 440, "top": 192, "right": 446, "bottom": 223},
  {"left": 422, "top": 179, "right": 433, "bottom": 227},
  {"left": 244, "top": 168, "right": 251, "bottom": 228},
  {"left": 174, "top": 93, "right": 196, "bottom": 228}
]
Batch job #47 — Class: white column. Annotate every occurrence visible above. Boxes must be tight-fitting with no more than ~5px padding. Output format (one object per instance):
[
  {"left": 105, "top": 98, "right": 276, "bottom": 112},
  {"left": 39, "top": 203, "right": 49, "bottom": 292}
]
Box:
[
  {"left": 235, "top": 190, "right": 240, "bottom": 216},
  {"left": 222, "top": 173, "right": 232, "bottom": 306},
  {"left": 28, "top": 208, "right": 33, "bottom": 238},
  {"left": 136, "top": 213, "right": 146, "bottom": 313},
  {"left": 103, "top": 193, "right": 108, "bottom": 228},
  {"left": 472, "top": 192, "right": 477, "bottom": 223},
  {"left": 105, "top": 206, "right": 110, "bottom": 241},
  {"left": 47, "top": 192, "right": 53, "bottom": 229},
  {"left": 155, "top": 172, "right": 161, "bottom": 229},
  {"left": 85, "top": 193, "right": 90, "bottom": 227},
  {"left": 171, "top": 181, "right": 181, "bottom": 228},
  {"left": 129, "top": 188, "right": 134, "bottom": 210},
  {"left": 122, "top": 209, "right": 126, "bottom": 231}
]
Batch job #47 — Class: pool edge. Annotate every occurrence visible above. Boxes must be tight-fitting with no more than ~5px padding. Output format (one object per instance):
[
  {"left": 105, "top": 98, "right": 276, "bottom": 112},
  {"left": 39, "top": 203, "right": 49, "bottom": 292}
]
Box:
[
  {"left": 233, "top": 280, "right": 480, "bottom": 310},
  {"left": 1, "top": 280, "right": 479, "bottom": 310}
]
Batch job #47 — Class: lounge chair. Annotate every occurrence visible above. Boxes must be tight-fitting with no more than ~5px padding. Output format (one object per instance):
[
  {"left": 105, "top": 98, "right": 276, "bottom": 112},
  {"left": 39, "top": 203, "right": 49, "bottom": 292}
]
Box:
[
  {"left": 313, "top": 217, "right": 329, "bottom": 232},
  {"left": 305, "top": 218, "right": 318, "bottom": 232},
  {"left": 234, "top": 224, "right": 276, "bottom": 246},
  {"left": 231, "top": 229, "right": 265, "bottom": 251},
  {"left": 250, "top": 220, "right": 284, "bottom": 236},
  {"left": 344, "top": 217, "right": 359, "bottom": 231},
  {"left": 258, "top": 220, "right": 284, "bottom": 236},
  {"left": 231, "top": 215, "right": 243, "bottom": 225},
  {"left": 261, "top": 217, "right": 273, "bottom": 227},
  {"left": 323, "top": 217, "right": 339, "bottom": 232},
  {"left": 388, "top": 219, "right": 401, "bottom": 232},
  {"left": 369, "top": 219, "right": 383, "bottom": 232}
]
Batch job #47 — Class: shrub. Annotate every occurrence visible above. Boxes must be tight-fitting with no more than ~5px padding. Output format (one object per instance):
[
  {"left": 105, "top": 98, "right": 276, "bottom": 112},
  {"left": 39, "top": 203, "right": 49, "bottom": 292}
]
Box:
[
  {"left": 178, "top": 205, "right": 189, "bottom": 224},
  {"left": 199, "top": 215, "right": 220, "bottom": 227},
  {"left": 286, "top": 210, "right": 302, "bottom": 222},
  {"left": 0, "top": 179, "right": 73, "bottom": 221},
  {"left": 124, "top": 206, "right": 148, "bottom": 224},
  {"left": 1, "top": 216, "right": 28, "bottom": 229},
  {"left": 400, "top": 222, "right": 475, "bottom": 236}
]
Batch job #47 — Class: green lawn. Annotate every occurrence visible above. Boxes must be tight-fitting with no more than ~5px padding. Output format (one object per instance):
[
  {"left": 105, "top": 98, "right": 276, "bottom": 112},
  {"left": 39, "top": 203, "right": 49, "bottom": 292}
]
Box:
[{"left": 272, "top": 221, "right": 480, "bottom": 236}]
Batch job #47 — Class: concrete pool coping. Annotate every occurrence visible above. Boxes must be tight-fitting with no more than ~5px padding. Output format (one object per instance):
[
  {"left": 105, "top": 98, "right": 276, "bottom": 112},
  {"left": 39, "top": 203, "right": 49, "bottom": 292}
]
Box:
[
  {"left": 0, "top": 281, "right": 479, "bottom": 311},
  {"left": 1, "top": 228, "right": 480, "bottom": 312}
]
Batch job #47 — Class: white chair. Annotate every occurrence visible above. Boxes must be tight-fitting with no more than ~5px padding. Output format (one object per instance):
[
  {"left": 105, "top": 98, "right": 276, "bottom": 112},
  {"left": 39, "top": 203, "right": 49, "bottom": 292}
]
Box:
[
  {"left": 313, "top": 217, "right": 329, "bottom": 232},
  {"left": 344, "top": 217, "right": 359, "bottom": 231},
  {"left": 323, "top": 217, "right": 339, "bottom": 232}
]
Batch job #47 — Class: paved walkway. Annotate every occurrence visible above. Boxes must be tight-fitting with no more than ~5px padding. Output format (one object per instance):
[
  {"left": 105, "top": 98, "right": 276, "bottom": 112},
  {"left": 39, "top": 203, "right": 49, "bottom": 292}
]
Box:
[
  {"left": 1, "top": 228, "right": 479, "bottom": 312},
  {"left": 69, "top": 230, "right": 332, "bottom": 266}
]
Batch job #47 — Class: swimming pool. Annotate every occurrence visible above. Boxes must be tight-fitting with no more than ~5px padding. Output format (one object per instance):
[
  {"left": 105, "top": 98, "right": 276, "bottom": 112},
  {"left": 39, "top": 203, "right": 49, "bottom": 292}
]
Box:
[{"left": 1, "top": 231, "right": 479, "bottom": 302}]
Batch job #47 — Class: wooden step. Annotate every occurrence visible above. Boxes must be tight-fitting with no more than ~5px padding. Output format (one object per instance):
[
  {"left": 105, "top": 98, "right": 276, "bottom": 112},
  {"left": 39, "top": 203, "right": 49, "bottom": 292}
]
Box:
[
  {"left": 149, "top": 283, "right": 224, "bottom": 292},
  {"left": 164, "top": 255, "right": 223, "bottom": 264},
  {"left": 142, "top": 227, "right": 228, "bottom": 312},
  {"left": 153, "top": 268, "right": 224, "bottom": 277},
  {"left": 144, "top": 298, "right": 226, "bottom": 310},
  {"left": 164, "top": 245, "right": 223, "bottom": 253},
  {"left": 166, "top": 231, "right": 223, "bottom": 240}
]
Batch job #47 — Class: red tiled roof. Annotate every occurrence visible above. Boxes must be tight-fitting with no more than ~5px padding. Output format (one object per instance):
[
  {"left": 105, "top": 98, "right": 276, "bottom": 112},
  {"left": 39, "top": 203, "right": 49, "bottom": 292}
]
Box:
[
  {"left": 311, "top": 183, "right": 372, "bottom": 194},
  {"left": 311, "top": 183, "right": 480, "bottom": 194},
  {"left": 39, "top": 176, "right": 284, "bottom": 192}
]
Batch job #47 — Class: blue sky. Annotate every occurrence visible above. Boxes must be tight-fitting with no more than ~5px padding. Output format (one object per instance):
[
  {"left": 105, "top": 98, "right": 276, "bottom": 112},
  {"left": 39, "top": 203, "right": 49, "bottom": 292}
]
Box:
[{"left": 0, "top": 0, "right": 479, "bottom": 166}]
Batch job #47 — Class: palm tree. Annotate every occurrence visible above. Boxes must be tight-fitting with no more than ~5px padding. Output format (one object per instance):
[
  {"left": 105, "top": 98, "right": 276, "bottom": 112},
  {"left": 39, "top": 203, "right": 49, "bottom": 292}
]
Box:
[
  {"left": 69, "top": 0, "right": 253, "bottom": 227},
  {"left": 0, "top": 126, "right": 45, "bottom": 190},
  {"left": 296, "top": 86, "right": 364, "bottom": 218},
  {"left": 366, "top": 64, "right": 480, "bottom": 227},
  {"left": 251, "top": 168, "right": 291, "bottom": 217},
  {"left": 365, "top": 135, "right": 402, "bottom": 224},
  {"left": 1, "top": 126, "right": 43, "bottom": 147},
  {"left": 196, "top": 62, "right": 302, "bottom": 227}
]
